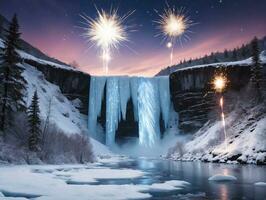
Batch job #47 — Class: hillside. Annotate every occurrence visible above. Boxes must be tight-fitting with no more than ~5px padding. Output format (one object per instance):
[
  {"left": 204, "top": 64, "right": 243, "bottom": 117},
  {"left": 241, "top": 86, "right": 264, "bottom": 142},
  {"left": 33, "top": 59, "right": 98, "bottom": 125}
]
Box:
[
  {"left": 0, "top": 16, "right": 112, "bottom": 159},
  {"left": 0, "top": 14, "right": 75, "bottom": 70},
  {"left": 157, "top": 36, "right": 266, "bottom": 76}
]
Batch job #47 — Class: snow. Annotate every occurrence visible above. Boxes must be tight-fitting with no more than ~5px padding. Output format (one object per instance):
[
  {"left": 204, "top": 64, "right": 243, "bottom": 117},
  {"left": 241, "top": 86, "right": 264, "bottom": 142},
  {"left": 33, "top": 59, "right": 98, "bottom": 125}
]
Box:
[
  {"left": 148, "top": 180, "right": 190, "bottom": 191},
  {"left": 0, "top": 162, "right": 190, "bottom": 200},
  {"left": 18, "top": 50, "right": 76, "bottom": 71},
  {"left": 88, "top": 76, "right": 172, "bottom": 148},
  {"left": 55, "top": 168, "right": 145, "bottom": 184},
  {"left": 22, "top": 63, "right": 86, "bottom": 135},
  {"left": 208, "top": 174, "right": 237, "bottom": 181},
  {"left": 21, "top": 63, "right": 111, "bottom": 156},
  {"left": 254, "top": 182, "right": 266, "bottom": 186},
  {"left": 168, "top": 105, "right": 266, "bottom": 164},
  {"left": 90, "top": 138, "right": 113, "bottom": 156}
]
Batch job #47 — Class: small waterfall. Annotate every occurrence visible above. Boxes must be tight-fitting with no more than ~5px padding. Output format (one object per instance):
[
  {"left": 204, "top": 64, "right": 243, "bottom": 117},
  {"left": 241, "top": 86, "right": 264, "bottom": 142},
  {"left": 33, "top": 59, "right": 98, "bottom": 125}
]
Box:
[{"left": 88, "top": 76, "right": 172, "bottom": 147}]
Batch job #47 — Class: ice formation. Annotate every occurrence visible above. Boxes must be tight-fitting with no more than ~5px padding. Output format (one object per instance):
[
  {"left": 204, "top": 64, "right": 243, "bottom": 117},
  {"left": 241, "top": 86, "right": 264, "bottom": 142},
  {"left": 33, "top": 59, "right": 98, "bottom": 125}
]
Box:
[
  {"left": 138, "top": 78, "right": 160, "bottom": 147},
  {"left": 88, "top": 76, "right": 172, "bottom": 147},
  {"left": 88, "top": 77, "right": 106, "bottom": 140}
]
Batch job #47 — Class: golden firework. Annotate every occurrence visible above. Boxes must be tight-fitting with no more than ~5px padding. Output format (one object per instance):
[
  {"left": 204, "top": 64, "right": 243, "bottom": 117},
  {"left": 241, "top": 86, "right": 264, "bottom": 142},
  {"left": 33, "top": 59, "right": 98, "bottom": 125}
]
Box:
[
  {"left": 81, "top": 9, "right": 133, "bottom": 74},
  {"left": 213, "top": 75, "right": 227, "bottom": 92},
  {"left": 155, "top": 7, "right": 194, "bottom": 65}
]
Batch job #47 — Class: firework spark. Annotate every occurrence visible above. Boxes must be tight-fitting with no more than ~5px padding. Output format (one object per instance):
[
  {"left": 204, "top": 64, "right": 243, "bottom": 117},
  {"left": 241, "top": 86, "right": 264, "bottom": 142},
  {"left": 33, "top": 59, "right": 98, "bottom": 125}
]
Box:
[
  {"left": 81, "top": 9, "right": 133, "bottom": 74},
  {"left": 213, "top": 75, "right": 227, "bottom": 92},
  {"left": 212, "top": 74, "right": 228, "bottom": 149},
  {"left": 155, "top": 7, "right": 195, "bottom": 65}
]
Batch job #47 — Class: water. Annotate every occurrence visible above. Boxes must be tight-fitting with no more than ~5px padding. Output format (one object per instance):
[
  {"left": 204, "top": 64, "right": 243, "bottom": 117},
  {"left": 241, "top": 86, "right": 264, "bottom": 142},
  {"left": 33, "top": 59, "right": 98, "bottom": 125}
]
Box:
[{"left": 99, "top": 158, "right": 266, "bottom": 200}]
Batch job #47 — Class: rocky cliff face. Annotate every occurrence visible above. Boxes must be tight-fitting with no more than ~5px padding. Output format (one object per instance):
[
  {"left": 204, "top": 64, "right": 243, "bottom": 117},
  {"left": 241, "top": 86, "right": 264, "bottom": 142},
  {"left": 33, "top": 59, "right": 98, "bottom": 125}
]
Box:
[
  {"left": 24, "top": 59, "right": 90, "bottom": 114},
  {"left": 170, "top": 64, "right": 256, "bottom": 133}
]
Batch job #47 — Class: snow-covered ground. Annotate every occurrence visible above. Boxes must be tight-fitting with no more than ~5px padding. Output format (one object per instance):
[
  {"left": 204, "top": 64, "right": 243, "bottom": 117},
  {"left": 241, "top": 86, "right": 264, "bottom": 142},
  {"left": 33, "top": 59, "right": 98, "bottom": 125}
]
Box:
[
  {"left": 168, "top": 105, "right": 266, "bottom": 164},
  {"left": 22, "top": 63, "right": 84, "bottom": 135},
  {"left": 0, "top": 157, "right": 190, "bottom": 200},
  {"left": 21, "top": 63, "right": 112, "bottom": 157}
]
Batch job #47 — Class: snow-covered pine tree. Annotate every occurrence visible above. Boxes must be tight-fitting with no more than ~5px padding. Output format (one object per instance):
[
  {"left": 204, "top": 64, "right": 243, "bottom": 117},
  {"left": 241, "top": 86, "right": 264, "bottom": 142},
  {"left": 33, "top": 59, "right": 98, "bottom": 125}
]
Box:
[
  {"left": 27, "top": 91, "right": 41, "bottom": 152},
  {"left": 0, "top": 14, "right": 26, "bottom": 133}
]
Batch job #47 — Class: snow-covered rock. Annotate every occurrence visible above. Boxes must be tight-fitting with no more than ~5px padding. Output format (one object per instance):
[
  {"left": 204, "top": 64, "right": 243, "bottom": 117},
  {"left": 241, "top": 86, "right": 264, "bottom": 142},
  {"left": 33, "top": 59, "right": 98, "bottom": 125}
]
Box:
[
  {"left": 208, "top": 174, "right": 237, "bottom": 181},
  {"left": 254, "top": 182, "right": 266, "bottom": 186},
  {"left": 168, "top": 105, "right": 266, "bottom": 164},
  {"left": 148, "top": 180, "right": 190, "bottom": 192}
]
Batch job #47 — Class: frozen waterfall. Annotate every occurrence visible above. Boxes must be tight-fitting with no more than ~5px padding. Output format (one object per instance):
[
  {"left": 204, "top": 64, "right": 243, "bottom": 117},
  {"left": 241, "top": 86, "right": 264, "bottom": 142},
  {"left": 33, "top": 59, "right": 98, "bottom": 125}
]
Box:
[{"left": 88, "top": 76, "right": 172, "bottom": 147}]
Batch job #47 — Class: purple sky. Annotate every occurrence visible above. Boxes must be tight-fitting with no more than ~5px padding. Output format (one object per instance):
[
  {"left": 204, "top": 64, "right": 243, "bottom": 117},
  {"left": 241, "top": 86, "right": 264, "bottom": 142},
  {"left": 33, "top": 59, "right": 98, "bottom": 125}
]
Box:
[{"left": 1, "top": 0, "right": 266, "bottom": 76}]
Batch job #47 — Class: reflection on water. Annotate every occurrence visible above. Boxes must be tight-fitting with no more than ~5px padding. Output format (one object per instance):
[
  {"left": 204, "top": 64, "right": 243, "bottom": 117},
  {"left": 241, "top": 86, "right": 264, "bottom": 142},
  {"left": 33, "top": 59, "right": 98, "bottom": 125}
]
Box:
[{"left": 102, "top": 158, "right": 266, "bottom": 200}]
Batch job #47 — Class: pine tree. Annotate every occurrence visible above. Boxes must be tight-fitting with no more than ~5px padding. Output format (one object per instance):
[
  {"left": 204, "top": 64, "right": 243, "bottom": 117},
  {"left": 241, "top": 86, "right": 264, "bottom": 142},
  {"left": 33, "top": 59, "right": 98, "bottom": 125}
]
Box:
[
  {"left": 240, "top": 44, "right": 247, "bottom": 58},
  {"left": 27, "top": 91, "right": 41, "bottom": 152},
  {"left": 0, "top": 14, "right": 26, "bottom": 133},
  {"left": 250, "top": 37, "right": 263, "bottom": 101},
  {"left": 224, "top": 49, "right": 229, "bottom": 59},
  {"left": 232, "top": 48, "right": 238, "bottom": 61}
]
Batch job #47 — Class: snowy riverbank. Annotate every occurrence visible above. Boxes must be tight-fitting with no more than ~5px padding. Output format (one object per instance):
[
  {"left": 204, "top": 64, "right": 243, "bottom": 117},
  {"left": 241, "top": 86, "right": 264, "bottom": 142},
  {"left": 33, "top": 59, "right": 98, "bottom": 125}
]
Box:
[{"left": 167, "top": 104, "right": 266, "bottom": 165}]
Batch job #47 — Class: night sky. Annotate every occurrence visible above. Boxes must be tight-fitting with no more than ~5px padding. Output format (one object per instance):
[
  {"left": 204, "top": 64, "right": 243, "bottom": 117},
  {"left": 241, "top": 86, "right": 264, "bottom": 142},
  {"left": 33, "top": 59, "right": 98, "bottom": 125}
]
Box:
[{"left": 1, "top": 0, "right": 266, "bottom": 76}]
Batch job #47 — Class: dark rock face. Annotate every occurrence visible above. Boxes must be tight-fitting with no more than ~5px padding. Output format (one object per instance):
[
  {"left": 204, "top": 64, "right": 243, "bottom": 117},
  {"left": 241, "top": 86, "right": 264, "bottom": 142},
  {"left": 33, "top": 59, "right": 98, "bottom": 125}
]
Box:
[
  {"left": 25, "top": 59, "right": 90, "bottom": 114},
  {"left": 170, "top": 64, "right": 255, "bottom": 133}
]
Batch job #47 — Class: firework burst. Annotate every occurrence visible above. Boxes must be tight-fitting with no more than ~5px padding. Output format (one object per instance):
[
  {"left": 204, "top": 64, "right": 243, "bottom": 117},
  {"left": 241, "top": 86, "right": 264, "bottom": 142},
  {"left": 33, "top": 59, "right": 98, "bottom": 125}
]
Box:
[
  {"left": 80, "top": 8, "right": 133, "bottom": 74},
  {"left": 155, "top": 7, "right": 195, "bottom": 65},
  {"left": 213, "top": 75, "right": 227, "bottom": 93}
]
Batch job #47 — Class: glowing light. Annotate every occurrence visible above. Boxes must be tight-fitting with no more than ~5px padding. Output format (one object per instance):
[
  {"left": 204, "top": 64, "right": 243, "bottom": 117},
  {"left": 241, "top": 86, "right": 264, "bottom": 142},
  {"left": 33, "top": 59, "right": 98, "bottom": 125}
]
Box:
[
  {"left": 81, "top": 9, "right": 133, "bottom": 74},
  {"left": 166, "top": 42, "right": 172, "bottom": 48},
  {"left": 155, "top": 7, "right": 195, "bottom": 66},
  {"left": 220, "top": 96, "right": 224, "bottom": 107},
  {"left": 213, "top": 75, "right": 227, "bottom": 92},
  {"left": 164, "top": 14, "right": 186, "bottom": 37}
]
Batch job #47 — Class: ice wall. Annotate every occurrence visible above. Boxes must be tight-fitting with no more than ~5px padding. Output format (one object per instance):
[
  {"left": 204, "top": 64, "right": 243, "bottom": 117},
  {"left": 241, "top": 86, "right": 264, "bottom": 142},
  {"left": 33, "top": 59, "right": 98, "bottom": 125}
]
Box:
[
  {"left": 88, "top": 76, "right": 172, "bottom": 147},
  {"left": 88, "top": 76, "right": 106, "bottom": 140},
  {"left": 138, "top": 78, "right": 160, "bottom": 147}
]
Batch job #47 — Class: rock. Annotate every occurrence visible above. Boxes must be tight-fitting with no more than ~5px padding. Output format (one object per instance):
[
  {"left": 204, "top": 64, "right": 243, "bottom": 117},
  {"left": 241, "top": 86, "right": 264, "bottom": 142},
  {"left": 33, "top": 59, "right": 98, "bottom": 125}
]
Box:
[
  {"left": 170, "top": 64, "right": 253, "bottom": 133},
  {"left": 208, "top": 174, "right": 237, "bottom": 181}
]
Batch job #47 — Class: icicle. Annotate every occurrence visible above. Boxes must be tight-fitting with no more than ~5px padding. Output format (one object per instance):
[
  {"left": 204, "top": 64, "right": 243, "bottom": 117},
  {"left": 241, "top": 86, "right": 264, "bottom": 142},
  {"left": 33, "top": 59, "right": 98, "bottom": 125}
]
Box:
[
  {"left": 88, "top": 77, "right": 106, "bottom": 139},
  {"left": 88, "top": 75, "right": 173, "bottom": 148},
  {"left": 105, "top": 77, "right": 120, "bottom": 146},
  {"left": 130, "top": 77, "right": 140, "bottom": 121},
  {"left": 138, "top": 78, "right": 160, "bottom": 147},
  {"left": 119, "top": 76, "right": 130, "bottom": 120},
  {"left": 158, "top": 76, "right": 171, "bottom": 128}
]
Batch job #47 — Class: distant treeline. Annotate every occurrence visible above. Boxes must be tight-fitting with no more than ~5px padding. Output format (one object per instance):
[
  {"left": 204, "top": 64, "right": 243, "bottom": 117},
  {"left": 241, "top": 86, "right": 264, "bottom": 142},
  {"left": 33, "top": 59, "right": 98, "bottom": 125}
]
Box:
[{"left": 157, "top": 36, "right": 266, "bottom": 75}]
